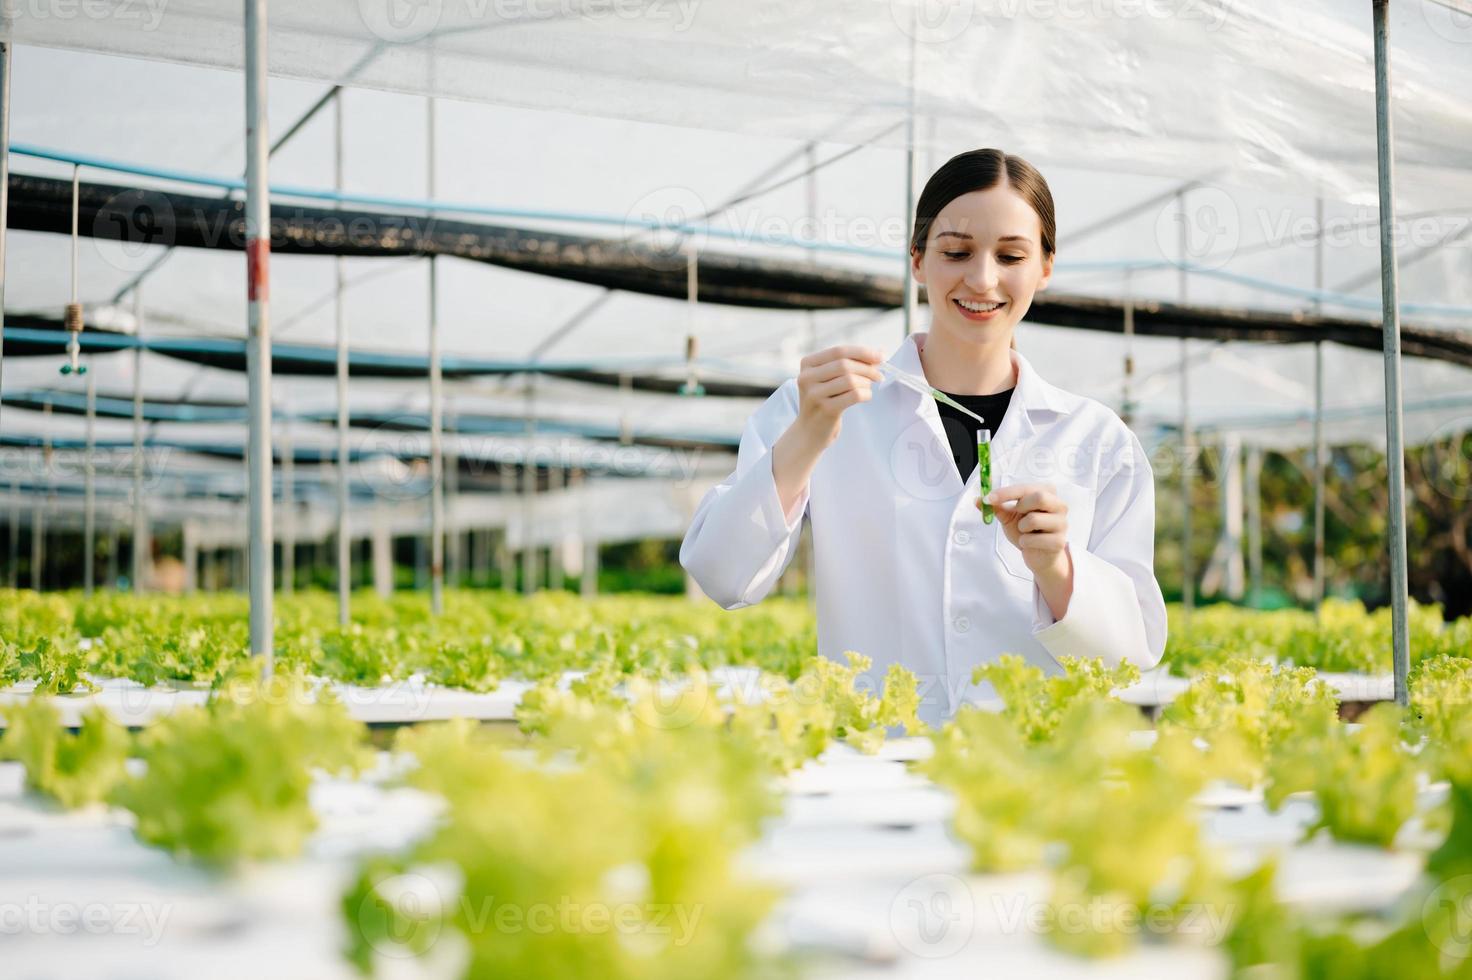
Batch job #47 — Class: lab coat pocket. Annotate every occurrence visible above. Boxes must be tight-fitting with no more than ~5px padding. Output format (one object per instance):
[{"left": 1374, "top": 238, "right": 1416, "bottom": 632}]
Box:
[{"left": 993, "top": 481, "right": 1096, "bottom": 581}]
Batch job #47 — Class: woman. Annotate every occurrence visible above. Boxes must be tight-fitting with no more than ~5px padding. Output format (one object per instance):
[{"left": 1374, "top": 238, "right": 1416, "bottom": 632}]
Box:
[{"left": 680, "top": 148, "right": 1166, "bottom": 728}]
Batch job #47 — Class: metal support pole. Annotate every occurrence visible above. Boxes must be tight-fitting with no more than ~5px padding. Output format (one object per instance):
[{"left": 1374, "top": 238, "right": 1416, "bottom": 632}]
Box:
[
  {"left": 1122, "top": 269, "right": 1135, "bottom": 427},
  {"left": 901, "top": 12, "right": 919, "bottom": 340},
  {"left": 472, "top": 525, "right": 488, "bottom": 587},
  {"left": 547, "top": 464, "right": 563, "bottom": 591},
  {"left": 578, "top": 469, "right": 598, "bottom": 599},
  {"left": 30, "top": 496, "right": 42, "bottom": 590},
  {"left": 426, "top": 96, "right": 445, "bottom": 615},
  {"left": 182, "top": 519, "right": 198, "bottom": 594},
  {"left": 0, "top": 42, "right": 11, "bottom": 430},
  {"left": 281, "top": 408, "right": 294, "bottom": 594},
  {"left": 446, "top": 416, "right": 460, "bottom": 588},
  {"left": 1313, "top": 341, "right": 1327, "bottom": 609},
  {"left": 244, "top": 0, "right": 275, "bottom": 663},
  {"left": 35, "top": 405, "right": 50, "bottom": 590},
  {"left": 6, "top": 481, "right": 17, "bottom": 589},
  {"left": 522, "top": 380, "right": 539, "bottom": 595},
  {"left": 106, "top": 509, "right": 118, "bottom": 589},
  {"left": 83, "top": 363, "right": 96, "bottom": 595},
  {"left": 1371, "top": 0, "right": 1410, "bottom": 706},
  {"left": 131, "top": 290, "right": 147, "bottom": 591},
  {"left": 498, "top": 528, "right": 514, "bottom": 592},
  {"left": 1177, "top": 190, "right": 1194, "bottom": 617},
  {"left": 333, "top": 91, "right": 352, "bottom": 624},
  {"left": 372, "top": 506, "right": 393, "bottom": 597},
  {"left": 1312, "top": 196, "right": 1327, "bottom": 612},
  {"left": 581, "top": 532, "right": 599, "bottom": 599},
  {"left": 1246, "top": 444, "right": 1263, "bottom": 605}
]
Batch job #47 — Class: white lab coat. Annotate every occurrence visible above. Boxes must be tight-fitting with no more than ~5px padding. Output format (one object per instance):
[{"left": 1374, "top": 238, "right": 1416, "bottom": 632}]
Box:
[{"left": 679, "top": 332, "right": 1167, "bottom": 728}]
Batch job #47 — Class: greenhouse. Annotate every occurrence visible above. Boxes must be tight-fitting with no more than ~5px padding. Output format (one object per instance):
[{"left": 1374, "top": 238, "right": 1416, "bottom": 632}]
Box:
[{"left": 3, "top": 1, "right": 1472, "bottom": 977}]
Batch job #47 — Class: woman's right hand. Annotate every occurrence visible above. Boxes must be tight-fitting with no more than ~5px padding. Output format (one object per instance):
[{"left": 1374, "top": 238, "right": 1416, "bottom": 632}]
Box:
[
  {"left": 772, "top": 345, "right": 884, "bottom": 519},
  {"left": 793, "top": 345, "right": 885, "bottom": 446}
]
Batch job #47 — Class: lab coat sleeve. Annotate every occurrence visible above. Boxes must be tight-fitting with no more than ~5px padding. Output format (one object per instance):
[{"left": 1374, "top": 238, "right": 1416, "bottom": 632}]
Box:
[
  {"left": 679, "top": 379, "right": 810, "bottom": 610},
  {"left": 1029, "top": 429, "right": 1167, "bottom": 670}
]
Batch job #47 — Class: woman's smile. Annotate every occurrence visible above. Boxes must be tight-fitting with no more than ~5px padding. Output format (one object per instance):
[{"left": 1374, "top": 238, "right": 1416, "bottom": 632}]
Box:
[{"left": 952, "top": 297, "right": 1008, "bottom": 321}]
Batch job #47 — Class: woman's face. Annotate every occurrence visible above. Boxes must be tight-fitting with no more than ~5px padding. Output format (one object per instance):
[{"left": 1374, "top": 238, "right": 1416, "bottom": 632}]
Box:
[{"left": 910, "top": 183, "right": 1053, "bottom": 346}]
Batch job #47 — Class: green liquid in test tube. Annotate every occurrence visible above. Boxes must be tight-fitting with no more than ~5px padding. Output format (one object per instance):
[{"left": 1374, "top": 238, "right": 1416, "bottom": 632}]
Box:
[{"left": 977, "top": 429, "right": 993, "bottom": 524}]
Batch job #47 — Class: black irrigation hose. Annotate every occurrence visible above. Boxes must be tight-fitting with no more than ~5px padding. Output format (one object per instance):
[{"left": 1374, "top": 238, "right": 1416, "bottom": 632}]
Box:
[{"left": 8, "top": 172, "right": 898, "bottom": 311}]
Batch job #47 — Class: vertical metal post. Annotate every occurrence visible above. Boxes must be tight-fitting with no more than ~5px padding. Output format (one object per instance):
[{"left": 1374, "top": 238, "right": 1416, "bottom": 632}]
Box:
[
  {"left": 901, "top": 13, "right": 920, "bottom": 340},
  {"left": 900, "top": 5, "right": 912, "bottom": 339},
  {"left": 1312, "top": 197, "right": 1327, "bottom": 612},
  {"left": 30, "top": 496, "right": 42, "bottom": 590},
  {"left": 446, "top": 411, "right": 460, "bottom": 588},
  {"left": 415, "top": 531, "right": 427, "bottom": 590},
  {"left": 1122, "top": 268, "right": 1135, "bottom": 427},
  {"left": 426, "top": 96, "right": 445, "bottom": 616},
  {"left": 83, "top": 363, "right": 96, "bottom": 595},
  {"left": 1313, "top": 342, "right": 1327, "bottom": 609},
  {"left": 204, "top": 491, "right": 218, "bottom": 591},
  {"left": 7, "top": 480, "right": 17, "bottom": 589},
  {"left": 0, "top": 42, "right": 10, "bottom": 430},
  {"left": 372, "top": 505, "right": 393, "bottom": 597},
  {"left": 334, "top": 91, "right": 351, "bottom": 624},
  {"left": 1177, "top": 190, "right": 1194, "bottom": 617},
  {"left": 1371, "top": 0, "right": 1410, "bottom": 705},
  {"left": 522, "top": 379, "right": 539, "bottom": 595},
  {"left": 106, "top": 508, "right": 118, "bottom": 588},
  {"left": 579, "top": 470, "right": 599, "bottom": 599},
  {"left": 35, "top": 404, "right": 49, "bottom": 590},
  {"left": 280, "top": 406, "right": 294, "bottom": 594},
  {"left": 131, "top": 290, "right": 147, "bottom": 591},
  {"left": 803, "top": 152, "right": 819, "bottom": 604},
  {"left": 244, "top": 0, "right": 275, "bottom": 663},
  {"left": 547, "top": 463, "right": 563, "bottom": 590},
  {"left": 1246, "top": 444, "right": 1263, "bottom": 604},
  {"left": 498, "top": 529, "right": 513, "bottom": 592},
  {"left": 472, "top": 526, "right": 487, "bottom": 586},
  {"left": 182, "top": 519, "right": 197, "bottom": 594}
]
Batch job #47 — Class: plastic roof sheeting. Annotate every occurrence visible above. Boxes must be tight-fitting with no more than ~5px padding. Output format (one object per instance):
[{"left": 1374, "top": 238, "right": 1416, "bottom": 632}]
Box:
[{"left": 6, "top": 0, "right": 1472, "bottom": 213}]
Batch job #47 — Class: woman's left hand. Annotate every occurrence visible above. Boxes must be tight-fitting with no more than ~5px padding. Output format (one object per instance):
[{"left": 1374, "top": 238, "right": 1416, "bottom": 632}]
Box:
[{"left": 985, "top": 483, "right": 1073, "bottom": 590}]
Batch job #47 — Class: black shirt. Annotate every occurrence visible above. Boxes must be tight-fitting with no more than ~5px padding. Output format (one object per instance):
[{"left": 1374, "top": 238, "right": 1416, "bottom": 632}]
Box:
[{"left": 934, "top": 387, "right": 1015, "bottom": 481}]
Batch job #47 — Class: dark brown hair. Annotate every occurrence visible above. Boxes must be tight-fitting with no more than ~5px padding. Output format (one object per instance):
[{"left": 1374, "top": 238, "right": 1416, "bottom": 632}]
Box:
[{"left": 909, "top": 148, "right": 1057, "bottom": 259}]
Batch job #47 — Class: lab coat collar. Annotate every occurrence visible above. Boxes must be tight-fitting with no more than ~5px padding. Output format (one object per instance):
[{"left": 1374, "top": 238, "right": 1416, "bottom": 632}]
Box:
[{"left": 888, "top": 331, "right": 1075, "bottom": 418}]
